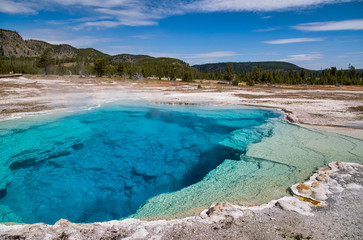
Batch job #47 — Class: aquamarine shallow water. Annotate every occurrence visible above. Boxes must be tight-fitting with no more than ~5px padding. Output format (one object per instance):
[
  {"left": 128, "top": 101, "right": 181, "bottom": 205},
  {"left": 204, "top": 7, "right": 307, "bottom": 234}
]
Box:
[{"left": 0, "top": 103, "right": 281, "bottom": 224}]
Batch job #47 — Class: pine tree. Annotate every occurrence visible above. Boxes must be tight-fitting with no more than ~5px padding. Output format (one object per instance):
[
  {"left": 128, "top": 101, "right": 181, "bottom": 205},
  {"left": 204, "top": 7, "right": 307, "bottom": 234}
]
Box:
[
  {"left": 37, "top": 47, "right": 54, "bottom": 75},
  {"left": 117, "top": 62, "right": 125, "bottom": 77},
  {"left": 93, "top": 58, "right": 108, "bottom": 77},
  {"left": 251, "top": 65, "right": 262, "bottom": 83},
  {"left": 300, "top": 69, "right": 307, "bottom": 82},
  {"left": 0, "top": 45, "right": 4, "bottom": 56},
  {"left": 225, "top": 62, "right": 234, "bottom": 83}
]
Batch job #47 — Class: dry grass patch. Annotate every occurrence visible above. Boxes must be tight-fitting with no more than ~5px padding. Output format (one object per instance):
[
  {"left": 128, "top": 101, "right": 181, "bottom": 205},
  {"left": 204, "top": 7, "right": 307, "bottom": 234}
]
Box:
[
  {"left": 0, "top": 81, "right": 42, "bottom": 89},
  {"left": 347, "top": 106, "right": 363, "bottom": 113},
  {"left": 1, "top": 105, "right": 50, "bottom": 114},
  {"left": 0, "top": 102, "right": 51, "bottom": 114},
  {"left": 236, "top": 91, "right": 363, "bottom": 101}
]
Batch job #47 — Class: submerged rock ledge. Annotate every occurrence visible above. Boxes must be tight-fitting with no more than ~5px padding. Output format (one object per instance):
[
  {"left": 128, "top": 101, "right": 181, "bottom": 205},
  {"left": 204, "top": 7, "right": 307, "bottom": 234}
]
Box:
[{"left": 0, "top": 161, "right": 362, "bottom": 240}]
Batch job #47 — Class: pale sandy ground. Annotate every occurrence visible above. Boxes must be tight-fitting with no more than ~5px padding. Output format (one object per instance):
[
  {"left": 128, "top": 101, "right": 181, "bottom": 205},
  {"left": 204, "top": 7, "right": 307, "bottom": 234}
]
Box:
[
  {"left": 0, "top": 76, "right": 363, "bottom": 239},
  {"left": 1, "top": 76, "right": 362, "bottom": 133}
]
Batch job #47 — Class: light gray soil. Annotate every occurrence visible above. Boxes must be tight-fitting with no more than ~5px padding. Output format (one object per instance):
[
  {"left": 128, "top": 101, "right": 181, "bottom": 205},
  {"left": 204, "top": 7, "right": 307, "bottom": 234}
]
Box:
[
  {"left": 161, "top": 176, "right": 363, "bottom": 240},
  {"left": 1, "top": 77, "right": 362, "bottom": 239}
]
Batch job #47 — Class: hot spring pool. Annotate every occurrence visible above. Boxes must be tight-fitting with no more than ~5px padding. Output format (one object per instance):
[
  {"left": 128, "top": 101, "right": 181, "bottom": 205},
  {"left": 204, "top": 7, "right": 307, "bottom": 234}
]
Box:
[{"left": 0, "top": 103, "right": 362, "bottom": 224}]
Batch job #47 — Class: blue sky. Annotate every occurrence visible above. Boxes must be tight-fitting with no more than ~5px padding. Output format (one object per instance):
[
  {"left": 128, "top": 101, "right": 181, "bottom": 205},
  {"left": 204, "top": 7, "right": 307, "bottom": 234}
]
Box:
[{"left": 1, "top": 0, "right": 363, "bottom": 69}]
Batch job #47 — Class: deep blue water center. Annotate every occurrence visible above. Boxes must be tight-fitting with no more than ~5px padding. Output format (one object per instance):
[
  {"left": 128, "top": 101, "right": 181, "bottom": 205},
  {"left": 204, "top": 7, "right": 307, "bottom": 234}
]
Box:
[{"left": 0, "top": 103, "right": 280, "bottom": 224}]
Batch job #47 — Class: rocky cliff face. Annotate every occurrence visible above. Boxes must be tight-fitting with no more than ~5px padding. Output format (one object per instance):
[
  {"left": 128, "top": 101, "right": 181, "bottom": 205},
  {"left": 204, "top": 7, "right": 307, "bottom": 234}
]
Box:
[
  {"left": 0, "top": 29, "right": 180, "bottom": 64},
  {"left": 23, "top": 39, "right": 51, "bottom": 57},
  {"left": 25, "top": 40, "right": 78, "bottom": 59},
  {"left": 1, "top": 29, "right": 88, "bottom": 59},
  {"left": 0, "top": 29, "right": 38, "bottom": 57}
]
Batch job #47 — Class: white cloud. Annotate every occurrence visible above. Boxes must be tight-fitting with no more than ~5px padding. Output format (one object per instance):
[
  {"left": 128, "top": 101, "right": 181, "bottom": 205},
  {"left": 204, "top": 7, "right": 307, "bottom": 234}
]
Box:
[
  {"left": 263, "top": 37, "right": 324, "bottom": 44},
  {"left": 130, "top": 34, "right": 155, "bottom": 39},
  {"left": 0, "top": 0, "right": 36, "bottom": 14},
  {"left": 188, "top": 51, "right": 241, "bottom": 59},
  {"left": 73, "top": 5, "right": 165, "bottom": 28},
  {"left": 1, "top": 0, "right": 355, "bottom": 28},
  {"left": 293, "top": 19, "right": 363, "bottom": 31},
  {"left": 279, "top": 53, "right": 323, "bottom": 61},
  {"left": 22, "top": 28, "right": 114, "bottom": 47},
  {"left": 186, "top": 0, "right": 352, "bottom": 12},
  {"left": 82, "top": 21, "right": 122, "bottom": 28},
  {"left": 148, "top": 51, "right": 242, "bottom": 60},
  {"left": 253, "top": 27, "right": 281, "bottom": 32},
  {"left": 95, "top": 8, "right": 162, "bottom": 26},
  {"left": 47, "top": 37, "right": 114, "bottom": 48},
  {"left": 49, "top": 0, "right": 133, "bottom": 8},
  {"left": 46, "top": 16, "right": 112, "bottom": 25}
]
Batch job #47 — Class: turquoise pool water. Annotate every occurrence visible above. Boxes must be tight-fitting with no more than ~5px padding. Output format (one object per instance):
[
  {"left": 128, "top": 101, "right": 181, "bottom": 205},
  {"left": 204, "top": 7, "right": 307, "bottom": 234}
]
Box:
[{"left": 0, "top": 103, "right": 362, "bottom": 224}]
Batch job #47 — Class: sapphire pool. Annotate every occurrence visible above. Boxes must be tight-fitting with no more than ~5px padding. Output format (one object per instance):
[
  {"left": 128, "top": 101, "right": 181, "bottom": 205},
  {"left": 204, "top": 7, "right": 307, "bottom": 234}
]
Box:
[{"left": 0, "top": 102, "right": 362, "bottom": 224}]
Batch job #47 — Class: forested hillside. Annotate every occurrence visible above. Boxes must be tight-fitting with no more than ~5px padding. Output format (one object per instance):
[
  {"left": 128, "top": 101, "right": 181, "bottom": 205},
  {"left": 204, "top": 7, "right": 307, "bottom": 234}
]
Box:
[
  {"left": 0, "top": 29, "right": 195, "bottom": 78},
  {"left": 193, "top": 61, "right": 302, "bottom": 73},
  {"left": 0, "top": 29, "right": 362, "bottom": 85}
]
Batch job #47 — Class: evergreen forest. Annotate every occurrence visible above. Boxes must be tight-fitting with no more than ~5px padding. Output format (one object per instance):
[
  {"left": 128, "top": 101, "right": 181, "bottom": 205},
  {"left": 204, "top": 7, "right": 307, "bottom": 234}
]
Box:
[{"left": 0, "top": 49, "right": 362, "bottom": 86}]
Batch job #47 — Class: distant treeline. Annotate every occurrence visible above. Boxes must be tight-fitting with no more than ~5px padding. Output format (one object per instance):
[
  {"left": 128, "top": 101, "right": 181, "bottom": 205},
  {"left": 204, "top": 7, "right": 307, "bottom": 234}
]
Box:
[
  {"left": 193, "top": 61, "right": 302, "bottom": 73},
  {"left": 0, "top": 54, "right": 198, "bottom": 81},
  {"left": 0, "top": 53, "right": 362, "bottom": 85},
  {"left": 221, "top": 64, "right": 362, "bottom": 86}
]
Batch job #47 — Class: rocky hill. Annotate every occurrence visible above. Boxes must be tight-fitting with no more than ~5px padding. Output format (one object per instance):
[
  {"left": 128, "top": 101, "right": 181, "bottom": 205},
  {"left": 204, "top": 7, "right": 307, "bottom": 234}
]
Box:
[
  {"left": 0, "top": 29, "right": 38, "bottom": 57},
  {"left": 0, "top": 29, "right": 182, "bottom": 65},
  {"left": 111, "top": 54, "right": 152, "bottom": 63},
  {"left": 1, "top": 29, "right": 306, "bottom": 72},
  {"left": 0, "top": 29, "right": 110, "bottom": 61}
]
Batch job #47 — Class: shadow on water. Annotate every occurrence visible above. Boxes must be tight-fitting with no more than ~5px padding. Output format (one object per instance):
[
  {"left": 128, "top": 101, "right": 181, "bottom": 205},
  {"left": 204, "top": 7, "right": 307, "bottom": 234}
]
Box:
[
  {"left": 0, "top": 105, "right": 275, "bottom": 224},
  {"left": 9, "top": 151, "right": 71, "bottom": 170},
  {"left": 181, "top": 144, "right": 243, "bottom": 187},
  {"left": 145, "top": 109, "right": 240, "bottom": 134},
  {"left": 0, "top": 188, "right": 7, "bottom": 200},
  {"left": 145, "top": 108, "right": 247, "bottom": 189}
]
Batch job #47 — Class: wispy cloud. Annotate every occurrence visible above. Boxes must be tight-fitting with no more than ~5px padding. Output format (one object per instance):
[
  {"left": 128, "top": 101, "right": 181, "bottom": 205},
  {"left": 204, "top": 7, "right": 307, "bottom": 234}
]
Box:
[
  {"left": 22, "top": 28, "right": 114, "bottom": 47},
  {"left": 0, "top": 0, "right": 356, "bottom": 28},
  {"left": 49, "top": 0, "right": 134, "bottom": 8},
  {"left": 46, "top": 16, "right": 112, "bottom": 25},
  {"left": 0, "top": 0, "right": 36, "bottom": 14},
  {"left": 253, "top": 27, "right": 281, "bottom": 32},
  {"left": 279, "top": 53, "right": 323, "bottom": 61},
  {"left": 130, "top": 34, "right": 155, "bottom": 39},
  {"left": 99, "top": 45, "right": 149, "bottom": 55},
  {"left": 147, "top": 50, "right": 244, "bottom": 65},
  {"left": 188, "top": 51, "right": 241, "bottom": 59},
  {"left": 186, "top": 0, "right": 353, "bottom": 12},
  {"left": 47, "top": 37, "right": 114, "bottom": 48},
  {"left": 293, "top": 19, "right": 363, "bottom": 31},
  {"left": 149, "top": 51, "right": 242, "bottom": 60},
  {"left": 263, "top": 37, "right": 324, "bottom": 44},
  {"left": 81, "top": 21, "right": 122, "bottom": 29},
  {"left": 93, "top": 7, "right": 162, "bottom": 27}
]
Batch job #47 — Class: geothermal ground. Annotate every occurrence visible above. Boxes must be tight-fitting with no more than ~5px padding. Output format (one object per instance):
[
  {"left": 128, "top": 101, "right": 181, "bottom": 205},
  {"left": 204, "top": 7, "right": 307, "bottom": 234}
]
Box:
[
  {"left": 0, "top": 76, "right": 362, "bottom": 239},
  {"left": 1, "top": 76, "right": 362, "bottom": 134},
  {"left": 0, "top": 161, "right": 362, "bottom": 240}
]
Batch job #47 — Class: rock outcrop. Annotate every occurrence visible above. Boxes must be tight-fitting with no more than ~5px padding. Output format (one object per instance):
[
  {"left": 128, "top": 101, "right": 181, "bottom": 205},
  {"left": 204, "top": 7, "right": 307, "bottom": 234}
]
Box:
[
  {"left": 0, "top": 29, "right": 105, "bottom": 60},
  {"left": 0, "top": 29, "right": 38, "bottom": 57}
]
